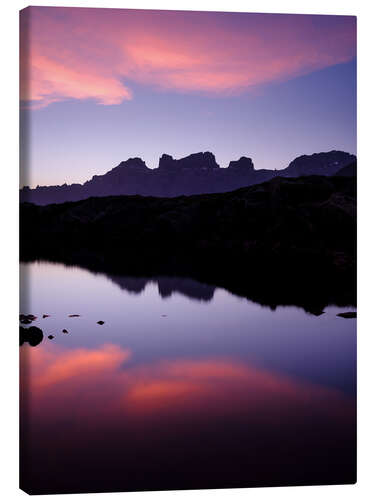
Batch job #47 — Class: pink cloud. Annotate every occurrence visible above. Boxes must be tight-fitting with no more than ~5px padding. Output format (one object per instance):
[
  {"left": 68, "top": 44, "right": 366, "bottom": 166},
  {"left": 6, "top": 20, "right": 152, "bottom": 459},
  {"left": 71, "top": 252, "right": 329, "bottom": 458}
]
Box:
[{"left": 20, "top": 7, "right": 356, "bottom": 108}]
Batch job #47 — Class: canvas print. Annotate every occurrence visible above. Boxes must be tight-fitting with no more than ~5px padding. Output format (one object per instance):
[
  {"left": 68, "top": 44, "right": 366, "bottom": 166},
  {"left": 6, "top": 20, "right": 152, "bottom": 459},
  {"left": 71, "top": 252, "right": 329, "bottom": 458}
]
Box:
[{"left": 19, "top": 6, "right": 357, "bottom": 495}]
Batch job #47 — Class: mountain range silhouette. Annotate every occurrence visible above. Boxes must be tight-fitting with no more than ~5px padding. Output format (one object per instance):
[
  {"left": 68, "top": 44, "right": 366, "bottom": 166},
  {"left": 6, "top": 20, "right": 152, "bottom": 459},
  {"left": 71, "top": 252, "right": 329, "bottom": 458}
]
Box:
[{"left": 20, "top": 150, "right": 356, "bottom": 205}]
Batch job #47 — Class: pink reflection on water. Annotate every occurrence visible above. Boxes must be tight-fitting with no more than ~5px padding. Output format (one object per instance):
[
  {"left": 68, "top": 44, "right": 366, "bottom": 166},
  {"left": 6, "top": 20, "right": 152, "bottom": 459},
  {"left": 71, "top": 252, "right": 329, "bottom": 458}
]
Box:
[
  {"left": 21, "top": 342, "right": 354, "bottom": 423},
  {"left": 20, "top": 342, "right": 356, "bottom": 492}
]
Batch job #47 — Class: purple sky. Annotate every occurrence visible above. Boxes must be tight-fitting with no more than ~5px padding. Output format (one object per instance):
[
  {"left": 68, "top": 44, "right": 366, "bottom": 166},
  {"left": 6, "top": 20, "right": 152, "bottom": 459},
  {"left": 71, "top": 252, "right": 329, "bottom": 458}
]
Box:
[{"left": 20, "top": 7, "right": 356, "bottom": 187}]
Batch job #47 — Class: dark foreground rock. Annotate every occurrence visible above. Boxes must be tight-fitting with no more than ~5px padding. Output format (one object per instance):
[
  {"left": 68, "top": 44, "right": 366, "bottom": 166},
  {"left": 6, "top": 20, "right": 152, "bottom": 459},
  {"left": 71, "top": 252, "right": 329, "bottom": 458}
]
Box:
[{"left": 20, "top": 326, "right": 43, "bottom": 346}]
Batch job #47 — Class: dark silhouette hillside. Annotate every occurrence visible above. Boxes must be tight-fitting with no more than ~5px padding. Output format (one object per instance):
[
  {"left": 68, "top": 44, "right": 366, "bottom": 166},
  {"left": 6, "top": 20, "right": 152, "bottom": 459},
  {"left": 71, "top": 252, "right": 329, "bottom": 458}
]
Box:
[
  {"left": 20, "top": 150, "right": 356, "bottom": 205},
  {"left": 21, "top": 174, "right": 356, "bottom": 311},
  {"left": 335, "top": 161, "right": 357, "bottom": 177}
]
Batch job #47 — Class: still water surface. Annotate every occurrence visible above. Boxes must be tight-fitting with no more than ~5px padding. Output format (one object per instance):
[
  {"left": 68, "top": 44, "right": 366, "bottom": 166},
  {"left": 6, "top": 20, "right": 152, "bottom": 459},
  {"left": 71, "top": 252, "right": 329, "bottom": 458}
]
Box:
[{"left": 20, "top": 261, "right": 356, "bottom": 494}]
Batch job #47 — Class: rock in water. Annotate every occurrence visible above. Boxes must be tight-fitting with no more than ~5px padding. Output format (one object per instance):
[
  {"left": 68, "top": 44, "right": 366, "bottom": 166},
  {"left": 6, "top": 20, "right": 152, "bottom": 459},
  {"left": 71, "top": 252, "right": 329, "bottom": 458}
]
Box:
[
  {"left": 20, "top": 318, "right": 32, "bottom": 324},
  {"left": 20, "top": 326, "right": 44, "bottom": 347},
  {"left": 337, "top": 312, "right": 357, "bottom": 319},
  {"left": 20, "top": 314, "right": 37, "bottom": 324},
  {"left": 97, "top": 321, "right": 105, "bottom": 325}
]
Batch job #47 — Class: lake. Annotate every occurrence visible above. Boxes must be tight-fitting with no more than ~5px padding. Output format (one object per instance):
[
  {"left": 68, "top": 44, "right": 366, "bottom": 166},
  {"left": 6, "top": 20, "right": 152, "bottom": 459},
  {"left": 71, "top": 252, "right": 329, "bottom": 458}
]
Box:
[{"left": 20, "top": 261, "right": 356, "bottom": 494}]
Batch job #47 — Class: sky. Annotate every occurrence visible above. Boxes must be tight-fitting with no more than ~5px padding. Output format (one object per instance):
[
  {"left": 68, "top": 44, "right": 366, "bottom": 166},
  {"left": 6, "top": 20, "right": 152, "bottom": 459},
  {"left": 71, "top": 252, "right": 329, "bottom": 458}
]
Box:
[{"left": 20, "top": 7, "right": 356, "bottom": 188}]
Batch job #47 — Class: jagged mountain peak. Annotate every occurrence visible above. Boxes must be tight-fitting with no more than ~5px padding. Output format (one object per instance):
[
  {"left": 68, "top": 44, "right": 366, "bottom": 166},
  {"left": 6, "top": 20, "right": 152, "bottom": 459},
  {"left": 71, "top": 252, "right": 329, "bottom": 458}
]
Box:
[
  {"left": 284, "top": 151, "right": 356, "bottom": 177},
  {"left": 228, "top": 157, "right": 254, "bottom": 172},
  {"left": 115, "top": 157, "right": 148, "bottom": 170},
  {"left": 20, "top": 150, "right": 356, "bottom": 205},
  {"left": 159, "top": 151, "right": 219, "bottom": 170}
]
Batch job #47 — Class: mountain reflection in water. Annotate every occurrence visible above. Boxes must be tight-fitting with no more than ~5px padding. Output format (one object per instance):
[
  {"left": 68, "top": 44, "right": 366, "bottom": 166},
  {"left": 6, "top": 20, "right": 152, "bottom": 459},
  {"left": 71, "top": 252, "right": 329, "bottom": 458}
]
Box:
[{"left": 107, "top": 275, "right": 216, "bottom": 302}]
